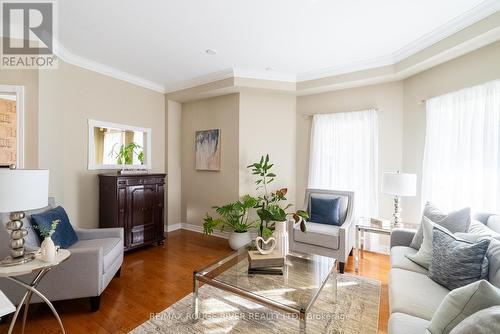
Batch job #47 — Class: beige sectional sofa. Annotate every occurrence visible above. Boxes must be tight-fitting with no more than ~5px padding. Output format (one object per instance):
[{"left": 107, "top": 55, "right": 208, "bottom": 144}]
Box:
[{"left": 388, "top": 213, "right": 500, "bottom": 334}]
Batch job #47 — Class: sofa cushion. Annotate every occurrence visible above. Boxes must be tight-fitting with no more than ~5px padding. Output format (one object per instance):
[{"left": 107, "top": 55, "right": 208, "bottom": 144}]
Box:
[
  {"left": 389, "top": 313, "right": 429, "bottom": 334},
  {"left": 468, "top": 219, "right": 500, "bottom": 240},
  {"left": 310, "top": 196, "right": 341, "bottom": 226},
  {"left": 293, "top": 222, "right": 339, "bottom": 250},
  {"left": 487, "top": 238, "right": 500, "bottom": 288},
  {"left": 487, "top": 215, "right": 500, "bottom": 234},
  {"left": 427, "top": 280, "right": 500, "bottom": 334},
  {"left": 390, "top": 268, "right": 449, "bottom": 320},
  {"left": 69, "top": 237, "right": 122, "bottom": 273},
  {"left": 390, "top": 246, "right": 428, "bottom": 274},
  {"left": 429, "top": 229, "right": 490, "bottom": 290},
  {"left": 31, "top": 206, "right": 78, "bottom": 249},
  {"left": 410, "top": 203, "right": 470, "bottom": 250},
  {"left": 449, "top": 306, "right": 500, "bottom": 334}
]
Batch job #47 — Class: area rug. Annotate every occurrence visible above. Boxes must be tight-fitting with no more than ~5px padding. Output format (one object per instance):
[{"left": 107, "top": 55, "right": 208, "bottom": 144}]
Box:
[{"left": 130, "top": 273, "right": 380, "bottom": 334}]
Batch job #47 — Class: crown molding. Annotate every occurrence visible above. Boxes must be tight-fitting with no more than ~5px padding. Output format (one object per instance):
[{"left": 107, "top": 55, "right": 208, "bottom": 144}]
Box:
[
  {"left": 233, "top": 68, "right": 297, "bottom": 83},
  {"left": 53, "top": 41, "right": 166, "bottom": 93},
  {"left": 296, "top": 0, "right": 500, "bottom": 82},
  {"left": 164, "top": 68, "right": 234, "bottom": 93}
]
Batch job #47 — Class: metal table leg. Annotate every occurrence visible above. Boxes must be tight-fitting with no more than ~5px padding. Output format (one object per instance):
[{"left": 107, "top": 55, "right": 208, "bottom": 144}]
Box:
[
  {"left": 7, "top": 268, "right": 66, "bottom": 334},
  {"left": 354, "top": 227, "right": 360, "bottom": 273},
  {"left": 193, "top": 272, "right": 200, "bottom": 322},
  {"left": 299, "top": 310, "right": 306, "bottom": 333}
]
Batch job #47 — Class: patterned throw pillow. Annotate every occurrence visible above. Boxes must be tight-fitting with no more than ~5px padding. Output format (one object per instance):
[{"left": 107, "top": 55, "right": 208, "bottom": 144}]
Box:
[
  {"left": 410, "top": 202, "right": 471, "bottom": 250},
  {"left": 428, "top": 229, "right": 491, "bottom": 290}
]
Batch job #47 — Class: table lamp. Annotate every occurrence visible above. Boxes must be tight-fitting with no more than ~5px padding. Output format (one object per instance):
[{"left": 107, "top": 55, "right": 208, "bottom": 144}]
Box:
[
  {"left": 0, "top": 166, "right": 49, "bottom": 266},
  {"left": 382, "top": 171, "right": 416, "bottom": 227}
]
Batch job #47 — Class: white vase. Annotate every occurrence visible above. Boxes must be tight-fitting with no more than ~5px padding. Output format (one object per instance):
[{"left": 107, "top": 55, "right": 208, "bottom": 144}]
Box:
[
  {"left": 228, "top": 231, "right": 251, "bottom": 250},
  {"left": 40, "top": 237, "right": 56, "bottom": 262},
  {"left": 273, "top": 221, "right": 289, "bottom": 257}
]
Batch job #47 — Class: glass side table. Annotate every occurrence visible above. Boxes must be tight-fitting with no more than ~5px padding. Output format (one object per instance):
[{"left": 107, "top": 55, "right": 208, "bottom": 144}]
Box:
[{"left": 354, "top": 218, "right": 418, "bottom": 272}]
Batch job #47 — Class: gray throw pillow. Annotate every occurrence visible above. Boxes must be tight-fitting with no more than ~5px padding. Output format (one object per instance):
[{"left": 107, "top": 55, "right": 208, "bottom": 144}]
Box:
[
  {"left": 429, "top": 229, "right": 491, "bottom": 290},
  {"left": 406, "top": 217, "right": 452, "bottom": 269},
  {"left": 427, "top": 280, "right": 500, "bottom": 334},
  {"left": 410, "top": 203, "right": 470, "bottom": 250},
  {"left": 449, "top": 306, "right": 500, "bottom": 334}
]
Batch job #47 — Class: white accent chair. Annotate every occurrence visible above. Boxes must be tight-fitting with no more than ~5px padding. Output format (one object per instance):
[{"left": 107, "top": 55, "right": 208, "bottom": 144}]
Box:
[{"left": 289, "top": 189, "right": 355, "bottom": 273}]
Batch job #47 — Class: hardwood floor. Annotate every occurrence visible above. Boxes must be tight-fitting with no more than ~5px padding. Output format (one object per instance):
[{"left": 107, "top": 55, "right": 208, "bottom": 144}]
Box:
[{"left": 0, "top": 230, "right": 390, "bottom": 333}]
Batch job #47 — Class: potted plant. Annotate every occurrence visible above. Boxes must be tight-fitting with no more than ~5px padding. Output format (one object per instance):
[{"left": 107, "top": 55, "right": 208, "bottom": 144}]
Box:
[
  {"left": 34, "top": 219, "right": 60, "bottom": 262},
  {"left": 248, "top": 154, "right": 309, "bottom": 242},
  {"left": 203, "top": 195, "right": 258, "bottom": 250}
]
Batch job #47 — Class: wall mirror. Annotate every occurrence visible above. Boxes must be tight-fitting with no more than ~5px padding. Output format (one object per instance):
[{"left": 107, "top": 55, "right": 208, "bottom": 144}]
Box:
[
  {"left": 88, "top": 119, "right": 152, "bottom": 170},
  {"left": 0, "top": 85, "right": 24, "bottom": 168}
]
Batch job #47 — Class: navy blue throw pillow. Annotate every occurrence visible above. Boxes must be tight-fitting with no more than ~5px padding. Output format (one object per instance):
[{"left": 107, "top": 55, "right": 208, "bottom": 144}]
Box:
[
  {"left": 30, "top": 206, "right": 78, "bottom": 249},
  {"left": 310, "top": 196, "right": 341, "bottom": 226}
]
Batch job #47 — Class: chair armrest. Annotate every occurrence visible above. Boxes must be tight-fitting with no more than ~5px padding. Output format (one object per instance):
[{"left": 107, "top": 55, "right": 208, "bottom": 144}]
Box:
[
  {"left": 74, "top": 227, "right": 124, "bottom": 241},
  {"left": 338, "top": 218, "right": 356, "bottom": 262},
  {"left": 390, "top": 228, "right": 416, "bottom": 248}
]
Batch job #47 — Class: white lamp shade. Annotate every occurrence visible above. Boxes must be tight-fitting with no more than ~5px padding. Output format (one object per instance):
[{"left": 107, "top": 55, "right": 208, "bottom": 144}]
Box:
[
  {"left": 0, "top": 169, "right": 49, "bottom": 212},
  {"left": 382, "top": 172, "right": 416, "bottom": 196}
]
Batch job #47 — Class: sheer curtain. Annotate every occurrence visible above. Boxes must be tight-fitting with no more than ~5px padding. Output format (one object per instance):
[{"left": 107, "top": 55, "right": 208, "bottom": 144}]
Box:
[
  {"left": 422, "top": 80, "right": 500, "bottom": 213},
  {"left": 308, "top": 109, "right": 379, "bottom": 218}
]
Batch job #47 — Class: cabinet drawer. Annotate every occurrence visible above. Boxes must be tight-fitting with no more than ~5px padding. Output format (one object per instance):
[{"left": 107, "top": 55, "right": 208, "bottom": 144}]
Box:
[{"left": 118, "top": 178, "right": 164, "bottom": 187}]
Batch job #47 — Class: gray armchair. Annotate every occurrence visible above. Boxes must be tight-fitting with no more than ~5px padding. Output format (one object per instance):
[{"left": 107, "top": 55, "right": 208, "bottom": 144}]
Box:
[
  {"left": 289, "top": 189, "right": 355, "bottom": 273},
  {"left": 0, "top": 198, "right": 123, "bottom": 311}
]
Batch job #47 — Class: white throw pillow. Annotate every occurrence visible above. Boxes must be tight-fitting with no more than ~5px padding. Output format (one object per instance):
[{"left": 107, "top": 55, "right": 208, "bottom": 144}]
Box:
[
  {"left": 426, "top": 280, "right": 500, "bottom": 334},
  {"left": 449, "top": 306, "right": 500, "bottom": 334},
  {"left": 406, "top": 217, "right": 452, "bottom": 269}
]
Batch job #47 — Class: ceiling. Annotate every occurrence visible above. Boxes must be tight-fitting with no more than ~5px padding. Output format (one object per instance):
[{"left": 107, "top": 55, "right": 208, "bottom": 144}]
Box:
[{"left": 57, "top": 0, "right": 500, "bottom": 92}]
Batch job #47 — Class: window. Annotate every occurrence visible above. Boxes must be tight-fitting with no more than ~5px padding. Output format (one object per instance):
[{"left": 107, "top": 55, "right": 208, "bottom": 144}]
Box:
[
  {"left": 422, "top": 80, "right": 500, "bottom": 212},
  {"left": 308, "top": 109, "right": 379, "bottom": 218}
]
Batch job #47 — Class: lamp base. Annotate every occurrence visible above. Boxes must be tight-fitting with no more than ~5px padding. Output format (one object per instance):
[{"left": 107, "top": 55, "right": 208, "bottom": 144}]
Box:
[{"left": 0, "top": 252, "right": 36, "bottom": 267}]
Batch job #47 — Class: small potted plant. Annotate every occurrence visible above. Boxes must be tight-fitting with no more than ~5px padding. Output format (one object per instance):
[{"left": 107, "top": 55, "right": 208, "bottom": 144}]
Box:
[
  {"left": 35, "top": 219, "right": 60, "bottom": 262},
  {"left": 203, "top": 195, "right": 258, "bottom": 250}
]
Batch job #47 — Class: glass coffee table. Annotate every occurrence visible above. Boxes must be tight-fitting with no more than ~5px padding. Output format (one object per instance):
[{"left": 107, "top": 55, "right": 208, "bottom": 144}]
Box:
[{"left": 193, "top": 247, "right": 337, "bottom": 333}]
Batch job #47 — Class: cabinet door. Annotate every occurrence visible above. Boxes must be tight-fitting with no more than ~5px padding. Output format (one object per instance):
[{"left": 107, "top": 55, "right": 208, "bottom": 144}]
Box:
[
  {"left": 156, "top": 184, "right": 165, "bottom": 241},
  {"left": 127, "top": 184, "right": 157, "bottom": 247}
]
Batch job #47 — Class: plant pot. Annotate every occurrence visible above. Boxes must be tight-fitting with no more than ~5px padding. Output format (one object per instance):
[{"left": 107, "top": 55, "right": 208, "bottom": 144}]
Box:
[
  {"left": 40, "top": 237, "right": 56, "bottom": 263},
  {"left": 228, "top": 231, "right": 251, "bottom": 250}
]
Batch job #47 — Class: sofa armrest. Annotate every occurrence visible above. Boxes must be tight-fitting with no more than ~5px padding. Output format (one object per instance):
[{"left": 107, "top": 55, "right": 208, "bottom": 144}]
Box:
[
  {"left": 44, "top": 247, "right": 104, "bottom": 298},
  {"left": 390, "top": 228, "right": 416, "bottom": 248},
  {"left": 74, "top": 227, "right": 124, "bottom": 241}
]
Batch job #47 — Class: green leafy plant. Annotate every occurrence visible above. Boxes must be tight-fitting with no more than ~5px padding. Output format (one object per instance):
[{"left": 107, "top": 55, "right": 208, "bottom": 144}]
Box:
[
  {"left": 203, "top": 195, "right": 259, "bottom": 234},
  {"left": 248, "top": 154, "right": 309, "bottom": 238},
  {"left": 34, "top": 219, "right": 60, "bottom": 238},
  {"left": 111, "top": 142, "right": 144, "bottom": 165}
]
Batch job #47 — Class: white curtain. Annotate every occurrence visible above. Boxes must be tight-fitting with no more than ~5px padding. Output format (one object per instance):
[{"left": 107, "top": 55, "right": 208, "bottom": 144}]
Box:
[
  {"left": 422, "top": 80, "right": 500, "bottom": 213},
  {"left": 308, "top": 109, "right": 379, "bottom": 218}
]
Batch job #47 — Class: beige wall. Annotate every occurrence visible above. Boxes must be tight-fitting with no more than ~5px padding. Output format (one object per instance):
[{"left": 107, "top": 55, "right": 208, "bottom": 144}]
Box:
[
  {"left": 402, "top": 40, "right": 500, "bottom": 221},
  {"left": 296, "top": 82, "right": 404, "bottom": 220},
  {"left": 181, "top": 94, "right": 239, "bottom": 226},
  {"left": 166, "top": 100, "right": 182, "bottom": 228},
  {"left": 0, "top": 69, "right": 39, "bottom": 168},
  {"left": 38, "top": 61, "right": 165, "bottom": 228},
  {"left": 239, "top": 89, "right": 297, "bottom": 207}
]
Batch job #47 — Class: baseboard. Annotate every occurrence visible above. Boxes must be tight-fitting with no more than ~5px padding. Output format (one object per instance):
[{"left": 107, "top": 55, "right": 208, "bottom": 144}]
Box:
[
  {"left": 166, "top": 223, "right": 182, "bottom": 232},
  {"left": 168, "top": 223, "right": 259, "bottom": 240}
]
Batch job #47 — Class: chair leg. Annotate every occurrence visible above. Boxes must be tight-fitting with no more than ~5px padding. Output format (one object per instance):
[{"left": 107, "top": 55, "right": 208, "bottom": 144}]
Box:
[
  {"left": 339, "top": 262, "right": 345, "bottom": 274},
  {"left": 115, "top": 267, "right": 121, "bottom": 278},
  {"left": 90, "top": 295, "right": 101, "bottom": 312}
]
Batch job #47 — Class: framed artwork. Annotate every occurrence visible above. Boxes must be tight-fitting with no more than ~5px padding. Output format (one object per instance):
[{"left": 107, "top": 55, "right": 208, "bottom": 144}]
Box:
[
  {"left": 0, "top": 85, "right": 24, "bottom": 168},
  {"left": 195, "top": 129, "right": 221, "bottom": 171}
]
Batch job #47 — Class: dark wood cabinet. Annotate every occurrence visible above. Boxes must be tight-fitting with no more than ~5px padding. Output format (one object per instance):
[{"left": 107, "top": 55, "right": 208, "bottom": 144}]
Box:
[{"left": 98, "top": 173, "right": 166, "bottom": 251}]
